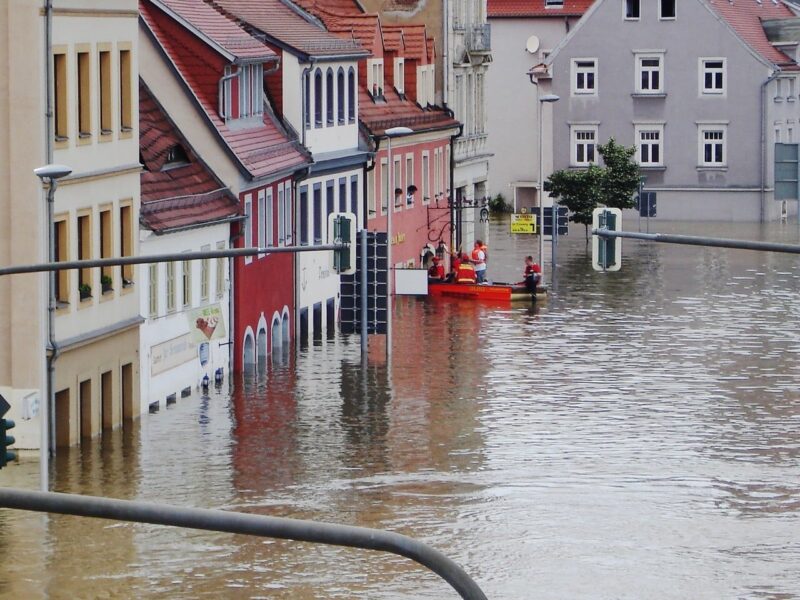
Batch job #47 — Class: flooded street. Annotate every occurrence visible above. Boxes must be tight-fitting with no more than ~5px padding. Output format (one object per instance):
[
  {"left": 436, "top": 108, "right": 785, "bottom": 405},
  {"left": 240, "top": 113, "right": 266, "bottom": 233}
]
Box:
[{"left": 2, "top": 218, "right": 800, "bottom": 599}]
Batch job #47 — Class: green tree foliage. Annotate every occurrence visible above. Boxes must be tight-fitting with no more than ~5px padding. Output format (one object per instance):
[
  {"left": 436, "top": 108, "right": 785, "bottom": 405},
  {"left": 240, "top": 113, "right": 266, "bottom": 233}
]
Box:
[{"left": 545, "top": 138, "right": 640, "bottom": 236}]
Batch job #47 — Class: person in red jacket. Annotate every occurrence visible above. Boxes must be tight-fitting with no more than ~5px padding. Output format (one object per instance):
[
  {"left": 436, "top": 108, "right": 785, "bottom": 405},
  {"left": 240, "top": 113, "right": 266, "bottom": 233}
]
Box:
[
  {"left": 428, "top": 256, "right": 445, "bottom": 281},
  {"left": 519, "top": 255, "right": 541, "bottom": 291},
  {"left": 456, "top": 255, "right": 477, "bottom": 283}
]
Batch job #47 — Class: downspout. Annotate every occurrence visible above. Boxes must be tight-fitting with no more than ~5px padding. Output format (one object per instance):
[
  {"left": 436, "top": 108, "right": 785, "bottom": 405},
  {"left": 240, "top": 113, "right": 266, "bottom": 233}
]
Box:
[
  {"left": 761, "top": 68, "right": 781, "bottom": 223},
  {"left": 442, "top": 0, "right": 449, "bottom": 106},
  {"left": 365, "top": 137, "right": 381, "bottom": 231},
  {"left": 446, "top": 109, "right": 464, "bottom": 249},
  {"left": 44, "top": 0, "right": 56, "bottom": 471},
  {"left": 218, "top": 70, "right": 239, "bottom": 120},
  {"left": 292, "top": 166, "right": 310, "bottom": 343}
]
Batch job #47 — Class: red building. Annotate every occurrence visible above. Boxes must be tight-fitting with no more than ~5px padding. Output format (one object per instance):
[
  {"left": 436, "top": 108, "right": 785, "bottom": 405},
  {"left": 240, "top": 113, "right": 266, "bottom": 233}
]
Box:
[{"left": 140, "top": 0, "right": 312, "bottom": 372}]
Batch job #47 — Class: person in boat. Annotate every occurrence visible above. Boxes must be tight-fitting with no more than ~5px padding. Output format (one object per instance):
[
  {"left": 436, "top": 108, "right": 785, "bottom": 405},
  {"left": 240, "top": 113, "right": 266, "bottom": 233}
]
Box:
[
  {"left": 520, "top": 255, "right": 541, "bottom": 292},
  {"left": 456, "top": 253, "right": 477, "bottom": 284},
  {"left": 445, "top": 251, "right": 462, "bottom": 283},
  {"left": 471, "top": 240, "right": 488, "bottom": 283},
  {"left": 428, "top": 256, "right": 445, "bottom": 281}
]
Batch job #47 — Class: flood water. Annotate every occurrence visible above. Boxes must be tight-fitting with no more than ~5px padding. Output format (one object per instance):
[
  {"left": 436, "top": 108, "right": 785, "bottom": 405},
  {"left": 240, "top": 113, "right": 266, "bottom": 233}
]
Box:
[{"left": 2, "top": 218, "right": 800, "bottom": 599}]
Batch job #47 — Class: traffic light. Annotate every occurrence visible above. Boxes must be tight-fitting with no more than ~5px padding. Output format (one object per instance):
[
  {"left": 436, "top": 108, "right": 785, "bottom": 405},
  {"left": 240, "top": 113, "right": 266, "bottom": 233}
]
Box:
[
  {"left": 1, "top": 418, "right": 15, "bottom": 469},
  {"left": 328, "top": 212, "right": 356, "bottom": 275},
  {"left": 592, "top": 207, "right": 622, "bottom": 271}
]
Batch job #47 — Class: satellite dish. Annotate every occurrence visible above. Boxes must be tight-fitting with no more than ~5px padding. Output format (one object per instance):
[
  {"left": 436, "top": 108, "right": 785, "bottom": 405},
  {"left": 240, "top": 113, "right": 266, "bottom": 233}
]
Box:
[{"left": 525, "top": 35, "right": 540, "bottom": 54}]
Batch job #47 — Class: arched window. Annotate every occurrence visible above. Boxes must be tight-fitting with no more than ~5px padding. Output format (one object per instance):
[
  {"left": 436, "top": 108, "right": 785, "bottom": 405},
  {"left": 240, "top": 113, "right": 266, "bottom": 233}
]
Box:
[
  {"left": 337, "top": 67, "right": 345, "bottom": 125},
  {"left": 348, "top": 67, "right": 356, "bottom": 123},
  {"left": 304, "top": 71, "right": 310, "bottom": 129},
  {"left": 326, "top": 68, "right": 334, "bottom": 126},
  {"left": 314, "top": 68, "right": 322, "bottom": 128}
]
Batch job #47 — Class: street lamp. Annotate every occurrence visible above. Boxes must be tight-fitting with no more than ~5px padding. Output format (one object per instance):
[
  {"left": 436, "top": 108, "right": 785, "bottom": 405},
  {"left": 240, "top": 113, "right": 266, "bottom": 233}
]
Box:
[
  {"left": 34, "top": 163, "right": 72, "bottom": 492},
  {"left": 384, "top": 126, "right": 413, "bottom": 361},
  {"left": 538, "top": 93, "right": 560, "bottom": 279}
]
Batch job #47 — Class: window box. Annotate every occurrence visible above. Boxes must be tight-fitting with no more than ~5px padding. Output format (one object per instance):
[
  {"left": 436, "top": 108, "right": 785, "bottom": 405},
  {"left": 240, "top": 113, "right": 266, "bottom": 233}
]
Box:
[
  {"left": 79, "top": 284, "right": 92, "bottom": 301},
  {"left": 101, "top": 275, "right": 113, "bottom": 294}
]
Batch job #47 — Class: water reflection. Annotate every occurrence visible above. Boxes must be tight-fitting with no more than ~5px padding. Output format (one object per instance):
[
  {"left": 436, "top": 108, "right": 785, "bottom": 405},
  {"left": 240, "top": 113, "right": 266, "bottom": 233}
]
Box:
[{"left": 1, "top": 220, "right": 800, "bottom": 598}]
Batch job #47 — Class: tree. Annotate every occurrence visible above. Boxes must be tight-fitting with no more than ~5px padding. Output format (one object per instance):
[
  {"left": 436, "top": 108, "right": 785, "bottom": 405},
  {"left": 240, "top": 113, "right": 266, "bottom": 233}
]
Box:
[{"left": 545, "top": 138, "right": 640, "bottom": 238}]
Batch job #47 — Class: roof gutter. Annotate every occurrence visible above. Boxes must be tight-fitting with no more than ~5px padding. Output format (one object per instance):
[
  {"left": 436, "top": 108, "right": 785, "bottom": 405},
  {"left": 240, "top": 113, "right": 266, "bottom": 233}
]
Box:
[
  {"left": 761, "top": 67, "right": 782, "bottom": 223},
  {"left": 148, "top": 213, "right": 245, "bottom": 236}
]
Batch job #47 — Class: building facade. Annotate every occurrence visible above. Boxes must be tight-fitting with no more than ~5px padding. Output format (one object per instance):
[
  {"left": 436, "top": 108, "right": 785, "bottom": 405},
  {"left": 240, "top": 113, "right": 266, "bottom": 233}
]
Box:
[{"left": 548, "top": 0, "right": 800, "bottom": 221}]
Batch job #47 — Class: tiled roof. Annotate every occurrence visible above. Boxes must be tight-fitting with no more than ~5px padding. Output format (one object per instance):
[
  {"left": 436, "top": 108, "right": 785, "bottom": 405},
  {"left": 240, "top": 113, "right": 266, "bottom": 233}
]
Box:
[
  {"left": 708, "top": 0, "right": 798, "bottom": 66},
  {"left": 214, "top": 0, "right": 368, "bottom": 58},
  {"left": 325, "top": 13, "right": 383, "bottom": 54},
  {"left": 140, "top": 80, "right": 239, "bottom": 233},
  {"left": 151, "top": 0, "right": 276, "bottom": 61},
  {"left": 291, "top": 0, "right": 362, "bottom": 17},
  {"left": 141, "top": 0, "right": 312, "bottom": 180},
  {"left": 383, "top": 24, "right": 428, "bottom": 62},
  {"left": 488, "top": 0, "right": 593, "bottom": 18},
  {"left": 358, "top": 88, "right": 460, "bottom": 137}
]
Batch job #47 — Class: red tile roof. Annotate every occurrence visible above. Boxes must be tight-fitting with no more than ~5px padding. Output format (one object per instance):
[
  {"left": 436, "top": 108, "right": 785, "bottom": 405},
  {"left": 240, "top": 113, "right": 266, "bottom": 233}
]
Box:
[
  {"left": 214, "top": 0, "right": 368, "bottom": 58},
  {"left": 383, "top": 24, "right": 428, "bottom": 63},
  {"left": 152, "top": 0, "right": 277, "bottom": 61},
  {"left": 291, "top": 0, "right": 363, "bottom": 17},
  {"left": 141, "top": 0, "right": 312, "bottom": 181},
  {"left": 708, "top": 0, "right": 798, "bottom": 67},
  {"left": 140, "top": 80, "right": 239, "bottom": 233},
  {"left": 324, "top": 13, "right": 383, "bottom": 55},
  {"left": 488, "top": 0, "right": 593, "bottom": 18},
  {"left": 358, "top": 88, "right": 460, "bottom": 137}
]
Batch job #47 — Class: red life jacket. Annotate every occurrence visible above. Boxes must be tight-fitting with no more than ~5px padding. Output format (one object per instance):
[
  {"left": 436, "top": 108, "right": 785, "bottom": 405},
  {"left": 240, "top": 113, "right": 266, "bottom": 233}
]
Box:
[
  {"left": 457, "top": 262, "right": 477, "bottom": 283},
  {"left": 471, "top": 247, "right": 485, "bottom": 265}
]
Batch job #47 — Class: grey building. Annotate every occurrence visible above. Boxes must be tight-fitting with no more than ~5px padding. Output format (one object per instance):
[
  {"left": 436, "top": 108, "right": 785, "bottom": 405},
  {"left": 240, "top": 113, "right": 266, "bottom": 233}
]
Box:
[{"left": 547, "top": 0, "right": 800, "bottom": 221}]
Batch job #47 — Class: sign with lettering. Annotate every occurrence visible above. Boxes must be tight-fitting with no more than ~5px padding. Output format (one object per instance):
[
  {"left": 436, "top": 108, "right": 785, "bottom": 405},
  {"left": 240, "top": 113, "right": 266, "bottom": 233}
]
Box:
[
  {"left": 187, "top": 303, "right": 226, "bottom": 343},
  {"left": 511, "top": 213, "right": 537, "bottom": 234},
  {"left": 151, "top": 333, "right": 196, "bottom": 376}
]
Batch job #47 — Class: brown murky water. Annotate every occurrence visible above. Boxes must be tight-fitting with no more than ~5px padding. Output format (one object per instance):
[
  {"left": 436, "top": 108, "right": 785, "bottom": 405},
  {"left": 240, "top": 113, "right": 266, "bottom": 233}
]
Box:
[{"left": 2, "top": 219, "right": 800, "bottom": 599}]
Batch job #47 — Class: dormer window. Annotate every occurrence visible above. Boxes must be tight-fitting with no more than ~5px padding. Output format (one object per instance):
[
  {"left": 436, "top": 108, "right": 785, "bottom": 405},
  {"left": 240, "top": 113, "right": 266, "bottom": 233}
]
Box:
[
  {"left": 368, "top": 59, "right": 384, "bottom": 99},
  {"left": 394, "top": 58, "right": 405, "bottom": 95},
  {"left": 221, "top": 63, "right": 264, "bottom": 123},
  {"left": 162, "top": 144, "right": 189, "bottom": 170}
]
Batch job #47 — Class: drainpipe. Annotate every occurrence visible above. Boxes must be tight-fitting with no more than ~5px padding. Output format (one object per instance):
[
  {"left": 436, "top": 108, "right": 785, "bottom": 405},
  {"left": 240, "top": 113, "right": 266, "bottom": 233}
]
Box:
[
  {"left": 761, "top": 68, "right": 781, "bottom": 223},
  {"left": 44, "top": 0, "right": 53, "bottom": 163},
  {"left": 292, "top": 167, "right": 310, "bottom": 343},
  {"left": 442, "top": 0, "right": 449, "bottom": 106},
  {"left": 218, "top": 70, "right": 239, "bottom": 120},
  {"left": 43, "top": 0, "right": 55, "bottom": 490},
  {"left": 300, "top": 59, "right": 316, "bottom": 148},
  {"left": 365, "top": 137, "right": 380, "bottom": 230},
  {"left": 446, "top": 109, "right": 464, "bottom": 249}
]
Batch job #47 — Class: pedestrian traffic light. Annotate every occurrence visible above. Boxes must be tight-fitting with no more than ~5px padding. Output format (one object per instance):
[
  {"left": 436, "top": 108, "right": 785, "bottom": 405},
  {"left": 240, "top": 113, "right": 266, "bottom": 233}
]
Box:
[
  {"left": 592, "top": 207, "right": 622, "bottom": 271},
  {"left": 328, "top": 212, "right": 356, "bottom": 275}
]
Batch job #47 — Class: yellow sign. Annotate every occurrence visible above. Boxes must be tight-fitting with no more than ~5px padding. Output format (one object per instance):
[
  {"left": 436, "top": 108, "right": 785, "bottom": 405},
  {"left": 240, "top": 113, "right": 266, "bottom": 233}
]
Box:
[{"left": 511, "top": 213, "right": 537, "bottom": 234}]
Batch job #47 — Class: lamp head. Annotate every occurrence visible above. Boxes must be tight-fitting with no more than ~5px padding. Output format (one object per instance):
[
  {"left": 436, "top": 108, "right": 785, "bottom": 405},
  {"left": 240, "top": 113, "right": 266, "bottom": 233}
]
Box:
[
  {"left": 385, "top": 126, "right": 414, "bottom": 138},
  {"left": 539, "top": 94, "right": 560, "bottom": 103},
  {"left": 34, "top": 164, "right": 72, "bottom": 181}
]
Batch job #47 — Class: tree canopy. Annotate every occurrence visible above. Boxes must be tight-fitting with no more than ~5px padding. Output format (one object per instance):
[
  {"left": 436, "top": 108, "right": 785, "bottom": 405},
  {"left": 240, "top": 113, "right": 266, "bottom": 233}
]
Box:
[{"left": 545, "top": 138, "right": 640, "bottom": 232}]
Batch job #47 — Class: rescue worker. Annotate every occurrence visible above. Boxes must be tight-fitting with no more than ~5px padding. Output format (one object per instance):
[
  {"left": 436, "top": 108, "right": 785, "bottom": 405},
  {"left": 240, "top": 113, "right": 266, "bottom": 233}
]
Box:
[
  {"left": 471, "top": 240, "right": 488, "bottom": 283},
  {"left": 428, "top": 256, "right": 445, "bottom": 281},
  {"left": 456, "top": 253, "right": 477, "bottom": 283}
]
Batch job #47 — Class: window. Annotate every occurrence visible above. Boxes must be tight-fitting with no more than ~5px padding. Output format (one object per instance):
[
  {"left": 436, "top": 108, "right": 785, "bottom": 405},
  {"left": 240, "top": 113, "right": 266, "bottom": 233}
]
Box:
[
  {"left": 314, "top": 69, "right": 322, "bottom": 127},
  {"left": 77, "top": 50, "right": 91, "bottom": 138},
  {"left": 300, "top": 186, "right": 309, "bottom": 244},
  {"left": 635, "top": 124, "right": 663, "bottom": 166},
  {"left": 215, "top": 241, "right": 225, "bottom": 298},
  {"left": 699, "top": 125, "right": 726, "bottom": 167},
  {"left": 99, "top": 208, "right": 112, "bottom": 285},
  {"left": 163, "top": 145, "right": 188, "bottom": 168},
  {"left": 200, "top": 245, "right": 210, "bottom": 302},
  {"left": 238, "top": 63, "right": 264, "bottom": 119},
  {"left": 434, "top": 148, "right": 441, "bottom": 197},
  {"left": 266, "top": 188, "right": 274, "bottom": 247},
  {"left": 304, "top": 72, "right": 311, "bottom": 129},
  {"left": 326, "top": 68, "right": 334, "bottom": 126},
  {"left": 545, "top": 0, "right": 564, "bottom": 6},
  {"left": 422, "top": 152, "right": 430, "bottom": 204},
  {"left": 54, "top": 52, "right": 68, "bottom": 140},
  {"left": 405, "top": 155, "right": 414, "bottom": 205},
  {"left": 278, "top": 187, "right": 285, "bottom": 245},
  {"left": 701, "top": 59, "right": 725, "bottom": 95},
  {"left": 244, "top": 195, "right": 252, "bottom": 264},
  {"left": 393, "top": 156, "right": 402, "bottom": 208},
  {"left": 283, "top": 185, "right": 293, "bottom": 245},
  {"left": 572, "top": 59, "right": 597, "bottom": 96},
  {"left": 350, "top": 176, "right": 359, "bottom": 220},
  {"left": 339, "top": 178, "right": 347, "bottom": 213},
  {"left": 182, "top": 259, "right": 191, "bottom": 307},
  {"left": 77, "top": 213, "right": 91, "bottom": 293},
  {"left": 348, "top": 67, "right": 356, "bottom": 123},
  {"left": 368, "top": 168, "right": 376, "bottom": 217},
  {"left": 395, "top": 58, "right": 404, "bottom": 93},
  {"left": 313, "top": 184, "right": 322, "bottom": 244},
  {"left": 166, "top": 262, "right": 176, "bottom": 312},
  {"left": 99, "top": 49, "right": 112, "bottom": 135},
  {"left": 257, "top": 190, "right": 266, "bottom": 254},
  {"left": 636, "top": 54, "right": 663, "bottom": 94},
  {"left": 660, "top": 0, "right": 675, "bottom": 19},
  {"left": 54, "top": 217, "right": 69, "bottom": 304},
  {"left": 571, "top": 125, "right": 597, "bottom": 166},
  {"left": 119, "top": 48, "right": 132, "bottom": 132},
  {"left": 380, "top": 159, "right": 389, "bottom": 214},
  {"left": 337, "top": 68, "right": 345, "bottom": 125},
  {"left": 625, "top": 0, "right": 640, "bottom": 19},
  {"left": 476, "top": 73, "right": 485, "bottom": 133},
  {"left": 326, "top": 180, "right": 335, "bottom": 240},
  {"left": 148, "top": 264, "right": 158, "bottom": 316},
  {"left": 120, "top": 203, "right": 133, "bottom": 284},
  {"left": 368, "top": 59, "right": 384, "bottom": 98}
]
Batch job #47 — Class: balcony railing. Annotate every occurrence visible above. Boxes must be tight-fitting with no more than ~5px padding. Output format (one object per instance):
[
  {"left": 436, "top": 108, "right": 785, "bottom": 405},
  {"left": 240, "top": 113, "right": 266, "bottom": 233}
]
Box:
[{"left": 467, "top": 24, "right": 491, "bottom": 54}]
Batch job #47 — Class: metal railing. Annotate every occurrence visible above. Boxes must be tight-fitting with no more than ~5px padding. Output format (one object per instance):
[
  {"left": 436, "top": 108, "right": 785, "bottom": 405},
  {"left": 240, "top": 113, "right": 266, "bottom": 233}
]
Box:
[{"left": 0, "top": 488, "right": 487, "bottom": 600}]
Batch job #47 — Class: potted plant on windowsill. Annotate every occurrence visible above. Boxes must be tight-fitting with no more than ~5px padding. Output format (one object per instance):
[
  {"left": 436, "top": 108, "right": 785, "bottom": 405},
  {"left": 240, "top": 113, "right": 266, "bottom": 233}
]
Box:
[
  {"left": 79, "top": 283, "right": 92, "bottom": 300},
  {"left": 101, "top": 275, "right": 113, "bottom": 294}
]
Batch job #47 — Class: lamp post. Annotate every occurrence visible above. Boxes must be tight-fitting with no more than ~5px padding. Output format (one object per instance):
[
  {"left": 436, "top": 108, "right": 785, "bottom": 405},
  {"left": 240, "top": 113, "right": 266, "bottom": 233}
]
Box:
[
  {"left": 538, "top": 93, "right": 560, "bottom": 280},
  {"left": 34, "top": 163, "right": 72, "bottom": 492},
  {"left": 384, "top": 126, "right": 413, "bottom": 361}
]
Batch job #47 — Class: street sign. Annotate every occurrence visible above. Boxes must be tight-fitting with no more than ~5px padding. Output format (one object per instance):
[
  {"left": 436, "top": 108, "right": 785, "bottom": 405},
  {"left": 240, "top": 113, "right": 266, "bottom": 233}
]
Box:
[{"left": 510, "top": 213, "right": 537, "bottom": 234}]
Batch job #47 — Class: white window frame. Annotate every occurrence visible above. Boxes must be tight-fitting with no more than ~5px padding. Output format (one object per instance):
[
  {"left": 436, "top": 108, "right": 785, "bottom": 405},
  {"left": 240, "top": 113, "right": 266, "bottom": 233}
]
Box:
[
  {"left": 257, "top": 189, "right": 266, "bottom": 257},
  {"left": 697, "top": 123, "right": 727, "bottom": 168},
  {"left": 368, "top": 58, "right": 384, "bottom": 97},
  {"left": 148, "top": 264, "right": 158, "bottom": 317},
  {"left": 405, "top": 153, "right": 414, "bottom": 205},
  {"left": 570, "top": 124, "right": 598, "bottom": 166},
  {"left": 394, "top": 58, "right": 404, "bottom": 94},
  {"left": 278, "top": 186, "right": 285, "bottom": 246},
  {"left": 380, "top": 158, "right": 389, "bottom": 215},
  {"left": 393, "top": 155, "right": 402, "bottom": 210},
  {"left": 244, "top": 195, "right": 253, "bottom": 264},
  {"left": 572, "top": 58, "right": 597, "bottom": 96},
  {"left": 200, "top": 244, "right": 210, "bottom": 302},
  {"left": 635, "top": 53, "right": 664, "bottom": 94},
  {"left": 624, "top": 0, "right": 640, "bottom": 21},
  {"left": 266, "top": 187, "right": 274, "bottom": 247},
  {"left": 215, "top": 241, "right": 225, "bottom": 299},
  {"left": 634, "top": 123, "right": 664, "bottom": 167},
  {"left": 283, "top": 183, "right": 293, "bottom": 246},
  {"left": 700, "top": 58, "right": 726, "bottom": 96},
  {"left": 422, "top": 151, "right": 430, "bottom": 204},
  {"left": 659, "top": 0, "right": 676, "bottom": 20}
]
